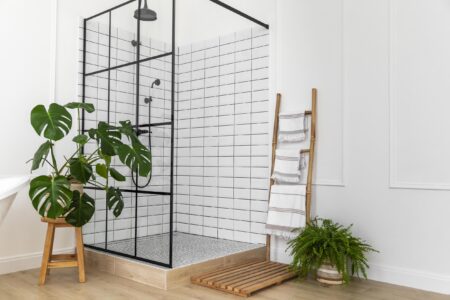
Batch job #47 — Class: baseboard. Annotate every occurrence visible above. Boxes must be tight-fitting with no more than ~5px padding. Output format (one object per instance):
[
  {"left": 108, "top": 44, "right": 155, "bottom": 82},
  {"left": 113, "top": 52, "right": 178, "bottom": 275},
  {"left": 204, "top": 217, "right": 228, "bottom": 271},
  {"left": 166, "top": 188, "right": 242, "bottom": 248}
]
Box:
[
  {"left": 272, "top": 243, "right": 450, "bottom": 295},
  {"left": 0, "top": 247, "right": 75, "bottom": 275},
  {"left": 367, "top": 263, "right": 450, "bottom": 295},
  {"left": 2, "top": 247, "right": 449, "bottom": 296}
]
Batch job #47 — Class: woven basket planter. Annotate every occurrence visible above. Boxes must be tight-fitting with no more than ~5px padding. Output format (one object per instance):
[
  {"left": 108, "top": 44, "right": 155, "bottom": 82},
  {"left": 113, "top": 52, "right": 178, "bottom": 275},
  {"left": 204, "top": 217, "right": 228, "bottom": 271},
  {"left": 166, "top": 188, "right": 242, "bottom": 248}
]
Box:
[{"left": 316, "top": 264, "right": 343, "bottom": 285}]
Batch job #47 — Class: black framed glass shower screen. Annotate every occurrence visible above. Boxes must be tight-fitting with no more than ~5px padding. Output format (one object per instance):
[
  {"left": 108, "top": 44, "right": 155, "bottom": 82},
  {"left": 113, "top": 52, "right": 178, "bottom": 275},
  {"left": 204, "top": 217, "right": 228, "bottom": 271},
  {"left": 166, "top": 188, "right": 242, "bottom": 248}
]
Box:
[{"left": 81, "top": 0, "right": 176, "bottom": 268}]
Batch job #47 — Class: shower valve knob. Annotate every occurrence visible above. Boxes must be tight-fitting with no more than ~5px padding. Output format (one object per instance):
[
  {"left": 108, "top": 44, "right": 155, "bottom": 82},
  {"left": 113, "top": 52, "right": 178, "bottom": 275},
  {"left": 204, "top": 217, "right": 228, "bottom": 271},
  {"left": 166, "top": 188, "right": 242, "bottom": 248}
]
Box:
[{"left": 144, "top": 97, "right": 152, "bottom": 103}]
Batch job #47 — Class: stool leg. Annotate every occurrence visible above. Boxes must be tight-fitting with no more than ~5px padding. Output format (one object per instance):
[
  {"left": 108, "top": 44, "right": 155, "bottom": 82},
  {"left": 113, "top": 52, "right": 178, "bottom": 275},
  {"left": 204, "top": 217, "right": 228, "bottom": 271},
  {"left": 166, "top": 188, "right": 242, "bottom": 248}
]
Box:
[
  {"left": 39, "top": 223, "right": 55, "bottom": 285},
  {"left": 47, "top": 225, "right": 56, "bottom": 275},
  {"left": 75, "top": 227, "right": 86, "bottom": 283}
]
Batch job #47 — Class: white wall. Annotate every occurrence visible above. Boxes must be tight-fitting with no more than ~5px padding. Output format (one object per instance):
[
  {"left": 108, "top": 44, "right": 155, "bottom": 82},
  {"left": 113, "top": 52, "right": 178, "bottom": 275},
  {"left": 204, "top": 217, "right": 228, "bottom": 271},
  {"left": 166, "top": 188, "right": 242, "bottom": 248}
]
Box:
[
  {"left": 176, "top": 0, "right": 271, "bottom": 45},
  {"left": 0, "top": 0, "right": 129, "bottom": 276},
  {"left": 55, "top": 0, "right": 126, "bottom": 104},
  {"left": 0, "top": 0, "right": 74, "bottom": 274},
  {"left": 272, "top": 0, "right": 450, "bottom": 295}
]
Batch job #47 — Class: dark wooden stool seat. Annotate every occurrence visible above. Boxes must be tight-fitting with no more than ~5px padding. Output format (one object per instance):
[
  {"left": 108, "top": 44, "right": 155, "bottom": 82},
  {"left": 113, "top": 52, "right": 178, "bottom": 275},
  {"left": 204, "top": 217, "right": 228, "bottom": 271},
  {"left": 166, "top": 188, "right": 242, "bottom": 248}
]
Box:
[{"left": 39, "top": 217, "right": 86, "bottom": 285}]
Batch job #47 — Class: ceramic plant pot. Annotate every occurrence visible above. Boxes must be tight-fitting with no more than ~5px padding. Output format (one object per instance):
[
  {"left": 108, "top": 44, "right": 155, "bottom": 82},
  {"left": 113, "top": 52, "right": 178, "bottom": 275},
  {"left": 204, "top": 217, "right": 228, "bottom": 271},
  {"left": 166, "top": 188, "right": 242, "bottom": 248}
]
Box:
[
  {"left": 69, "top": 179, "right": 84, "bottom": 194},
  {"left": 316, "top": 263, "right": 344, "bottom": 285}
]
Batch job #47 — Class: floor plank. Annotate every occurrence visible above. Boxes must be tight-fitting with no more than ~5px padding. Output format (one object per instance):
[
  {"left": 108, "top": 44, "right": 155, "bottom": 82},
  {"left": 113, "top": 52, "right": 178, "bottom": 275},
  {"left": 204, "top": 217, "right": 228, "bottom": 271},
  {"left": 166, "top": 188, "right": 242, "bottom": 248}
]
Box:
[{"left": 0, "top": 268, "right": 448, "bottom": 300}]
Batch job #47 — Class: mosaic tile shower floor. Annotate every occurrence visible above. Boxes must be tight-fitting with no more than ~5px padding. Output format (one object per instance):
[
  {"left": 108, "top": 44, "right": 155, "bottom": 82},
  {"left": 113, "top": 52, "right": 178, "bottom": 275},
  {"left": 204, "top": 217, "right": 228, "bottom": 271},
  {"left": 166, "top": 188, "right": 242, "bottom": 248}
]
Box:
[{"left": 93, "top": 232, "right": 263, "bottom": 267}]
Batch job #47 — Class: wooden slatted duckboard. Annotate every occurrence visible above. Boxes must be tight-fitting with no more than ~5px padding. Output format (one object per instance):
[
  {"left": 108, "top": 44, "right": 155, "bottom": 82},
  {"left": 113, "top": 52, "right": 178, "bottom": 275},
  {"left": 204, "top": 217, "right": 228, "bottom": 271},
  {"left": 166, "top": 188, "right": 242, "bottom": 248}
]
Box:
[{"left": 191, "top": 261, "right": 296, "bottom": 297}]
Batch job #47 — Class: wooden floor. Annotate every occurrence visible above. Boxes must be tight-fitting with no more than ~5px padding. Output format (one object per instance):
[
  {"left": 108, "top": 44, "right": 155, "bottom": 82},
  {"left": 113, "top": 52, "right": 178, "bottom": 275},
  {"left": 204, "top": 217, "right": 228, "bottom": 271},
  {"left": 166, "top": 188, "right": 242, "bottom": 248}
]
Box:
[{"left": 0, "top": 268, "right": 448, "bottom": 300}]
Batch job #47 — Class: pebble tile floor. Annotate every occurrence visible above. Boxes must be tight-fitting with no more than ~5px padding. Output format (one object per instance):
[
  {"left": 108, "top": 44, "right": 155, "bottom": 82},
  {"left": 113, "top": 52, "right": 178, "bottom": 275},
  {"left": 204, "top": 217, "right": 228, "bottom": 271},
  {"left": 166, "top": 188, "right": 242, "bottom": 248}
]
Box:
[{"left": 93, "top": 232, "right": 263, "bottom": 267}]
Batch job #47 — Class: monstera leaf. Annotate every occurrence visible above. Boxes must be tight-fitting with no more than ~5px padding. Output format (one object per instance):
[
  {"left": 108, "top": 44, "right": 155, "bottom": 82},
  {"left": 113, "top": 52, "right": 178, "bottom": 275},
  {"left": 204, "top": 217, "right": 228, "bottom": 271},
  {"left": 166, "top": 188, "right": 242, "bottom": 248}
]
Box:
[
  {"left": 69, "top": 157, "right": 93, "bottom": 184},
  {"left": 65, "top": 190, "right": 95, "bottom": 227},
  {"left": 30, "top": 103, "right": 72, "bottom": 141},
  {"left": 31, "top": 141, "right": 53, "bottom": 171},
  {"left": 106, "top": 187, "right": 124, "bottom": 217},
  {"left": 99, "top": 150, "right": 111, "bottom": 167},
  {"left": 110, "top": 168, "right": 126, "bottom": 182},
  {"left": 91, "top": 122, "right": 122, "bottom": 156},
  {"left": 118, "top": 121, "right": 138, "bottom": 142},
  {"left": 117, "top": 140, "right": 151, "bottom": 177},
  {"left": 72, "top": 134, "right": 89, "bottom": 145},
  {"left": 95, "top": 163, "right": 108, "bottom": 179},
  {"left": 29, "top": 176, "right": 73, "bottom": 218},
  {"left": 64, "top": 102, "right": 95, "bottom": 113}
]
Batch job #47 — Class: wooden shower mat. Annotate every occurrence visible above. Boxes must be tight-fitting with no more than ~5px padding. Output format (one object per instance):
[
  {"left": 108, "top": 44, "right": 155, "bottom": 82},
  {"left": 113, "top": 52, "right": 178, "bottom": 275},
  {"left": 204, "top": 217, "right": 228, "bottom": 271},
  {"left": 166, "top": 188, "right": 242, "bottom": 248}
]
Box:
[{"left": 191, "top": 260, "right": 296, "bottom": 297}]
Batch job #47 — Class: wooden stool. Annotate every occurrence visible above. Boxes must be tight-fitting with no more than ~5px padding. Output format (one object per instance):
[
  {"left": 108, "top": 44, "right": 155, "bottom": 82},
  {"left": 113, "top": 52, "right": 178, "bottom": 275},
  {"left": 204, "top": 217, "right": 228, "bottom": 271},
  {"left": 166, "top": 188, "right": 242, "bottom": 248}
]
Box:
[{"left": 39, "top": 217, "right": 86, "bottom": 285}]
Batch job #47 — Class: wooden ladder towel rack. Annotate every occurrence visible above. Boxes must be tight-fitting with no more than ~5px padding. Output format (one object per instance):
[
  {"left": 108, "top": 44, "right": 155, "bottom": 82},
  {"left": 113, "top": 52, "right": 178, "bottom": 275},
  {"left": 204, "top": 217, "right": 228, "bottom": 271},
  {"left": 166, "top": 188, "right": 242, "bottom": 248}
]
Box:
[{"left": 191, "top": 89, "right": 317, "bottom": 297}]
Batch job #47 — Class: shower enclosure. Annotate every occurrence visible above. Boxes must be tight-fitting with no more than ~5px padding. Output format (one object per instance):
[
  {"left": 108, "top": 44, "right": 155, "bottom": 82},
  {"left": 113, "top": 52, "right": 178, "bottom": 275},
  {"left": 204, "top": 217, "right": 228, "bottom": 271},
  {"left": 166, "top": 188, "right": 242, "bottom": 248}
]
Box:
[{"left": 80, "top": 0, "right": 270, "bottom": 268}]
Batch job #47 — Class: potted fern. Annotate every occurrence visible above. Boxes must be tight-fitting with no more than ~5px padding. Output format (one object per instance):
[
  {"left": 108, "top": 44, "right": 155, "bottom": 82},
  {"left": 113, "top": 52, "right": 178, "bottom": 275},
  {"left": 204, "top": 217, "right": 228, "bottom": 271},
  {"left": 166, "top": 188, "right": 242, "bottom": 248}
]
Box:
[
  {"left": 28, "top": 102, "right": 151, "bottom": 227},
  {"left": 287, "top": 218, "right": 377, "bottom": 285}
]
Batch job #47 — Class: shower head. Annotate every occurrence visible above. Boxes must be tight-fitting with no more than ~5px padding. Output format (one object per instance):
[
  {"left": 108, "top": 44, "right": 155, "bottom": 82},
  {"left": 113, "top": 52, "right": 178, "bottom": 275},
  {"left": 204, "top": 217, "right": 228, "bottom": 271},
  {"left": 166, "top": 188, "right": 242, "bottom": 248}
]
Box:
[
  {"left": 131, "top": 40, "right": 141, "bottom": 47},
  {"left": 134, "top": 0, "right": 157, "bottom": 21},
  {"left": 145, "top": 79, "right": 161, "bottom": 104},
  {"left": 151, "top": 78, "right": 161, "bottom": 88}
]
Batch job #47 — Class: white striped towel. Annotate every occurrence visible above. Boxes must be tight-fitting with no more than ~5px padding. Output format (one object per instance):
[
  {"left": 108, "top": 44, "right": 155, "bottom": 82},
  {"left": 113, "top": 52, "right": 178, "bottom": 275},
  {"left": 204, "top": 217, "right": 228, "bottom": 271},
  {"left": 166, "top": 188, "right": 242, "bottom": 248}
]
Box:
[
  {"left": 278, "top": 112, "right": 307, "bottom": 142},
  {"left": 266, "top": 184, "right": 306, "bottom": 239},
  {"left": 272, "top": 149, "right": 304, "bottom": 184}
]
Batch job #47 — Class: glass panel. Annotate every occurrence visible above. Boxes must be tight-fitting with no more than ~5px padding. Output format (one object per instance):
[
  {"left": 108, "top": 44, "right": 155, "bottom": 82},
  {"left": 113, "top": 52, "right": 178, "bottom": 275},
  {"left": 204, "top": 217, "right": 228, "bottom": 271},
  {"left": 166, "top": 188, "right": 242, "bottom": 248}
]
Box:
[
  {"left": 134, "top": 124, "right": 171, "bottom": 194},
  {"left": 136, "top": 194, "right": 171, "bottom": 265},
  {"left": 83, "top": 189, "right": 107, "bottom": 249},
  {"left": 84, "top": 14, "right": 110, "bottom": 74},
  {"left": 83, "top": 73, "right": 109, "bottom": 130},
  {"left": 108, "top": 63, "right": 138, "bottom": 194},
  {"left": 109, "top": 64, "right": 137, "bottom": 127},
  {"left": 82, "top": 72, "right": 108, "bottom": 249},
  {"left": 111, "top": 1, "right": 139, "bottom": 68},
  {"left": 138, "top": 55, "right": 172, "bottom": 125},
  {"left": 139, "top": 0, "right": 173, "bottom": 61},
  {"left": 135, "top": 56, "right": 172, "bottom": 193},
  {"left": 82, "top": 0, "right": 175, "bottom": 267},
  {"left": 106, "top": 191, "right": 136, "bottom": 256}
]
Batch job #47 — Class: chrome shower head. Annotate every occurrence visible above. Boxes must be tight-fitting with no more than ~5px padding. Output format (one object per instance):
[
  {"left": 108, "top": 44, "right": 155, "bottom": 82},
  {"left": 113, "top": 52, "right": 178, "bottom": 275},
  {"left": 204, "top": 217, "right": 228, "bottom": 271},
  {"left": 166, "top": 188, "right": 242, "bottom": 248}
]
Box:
[
  {"left": 145, "top": 79, "right": 161, "bottom": 104},
  {"left": 131, "top": 40, "right": 141, "bottom": 47},
  {"left": 134, "top": 0, "right": 157, "bottom": 21},
  {"left": 151, "top": 79, "right": 161, "bottom": 88}
]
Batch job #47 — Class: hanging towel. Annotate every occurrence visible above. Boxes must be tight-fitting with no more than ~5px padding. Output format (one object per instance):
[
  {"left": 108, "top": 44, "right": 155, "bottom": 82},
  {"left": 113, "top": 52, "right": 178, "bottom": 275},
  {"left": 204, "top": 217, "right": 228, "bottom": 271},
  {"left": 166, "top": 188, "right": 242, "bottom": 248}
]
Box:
[
  {"left": 272, "top": 149, "right": 304, "bottom": 184},
  {"left": 266, "top": 184, "right": 306, "bottom": 239},
  {"left": 278, "top": 112, "right": 307, "bottom": 142}
]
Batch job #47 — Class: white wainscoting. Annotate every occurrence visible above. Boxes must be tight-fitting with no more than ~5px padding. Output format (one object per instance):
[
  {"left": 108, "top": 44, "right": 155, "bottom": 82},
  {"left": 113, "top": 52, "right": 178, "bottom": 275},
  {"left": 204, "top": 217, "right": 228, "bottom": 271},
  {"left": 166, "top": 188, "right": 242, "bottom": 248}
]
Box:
[{"left": 0, "top": 247, "right": 75, "bottom": 276}]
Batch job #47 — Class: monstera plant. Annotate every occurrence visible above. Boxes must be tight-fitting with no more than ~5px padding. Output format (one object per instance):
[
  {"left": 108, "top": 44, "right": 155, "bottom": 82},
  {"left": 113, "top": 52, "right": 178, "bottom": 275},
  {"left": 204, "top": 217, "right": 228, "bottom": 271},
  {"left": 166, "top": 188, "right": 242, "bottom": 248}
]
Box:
[{"left": 28, "top": 102, "right": 151, "bottom": 227}]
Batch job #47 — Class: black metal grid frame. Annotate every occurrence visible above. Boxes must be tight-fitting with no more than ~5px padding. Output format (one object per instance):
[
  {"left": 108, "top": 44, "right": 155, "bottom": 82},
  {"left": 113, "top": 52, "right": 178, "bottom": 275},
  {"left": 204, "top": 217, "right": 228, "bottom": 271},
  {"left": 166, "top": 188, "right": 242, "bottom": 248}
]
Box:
[{"left": 81, "top": 0, "right": 269, "bottom": 269}]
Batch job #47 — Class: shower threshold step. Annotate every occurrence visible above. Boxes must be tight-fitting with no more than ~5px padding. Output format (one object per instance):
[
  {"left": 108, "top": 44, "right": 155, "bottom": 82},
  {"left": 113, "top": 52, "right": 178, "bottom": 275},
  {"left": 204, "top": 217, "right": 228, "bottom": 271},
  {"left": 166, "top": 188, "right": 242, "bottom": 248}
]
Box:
[{"left": 85, "top": 233, "right": 265, "bottom": 290}]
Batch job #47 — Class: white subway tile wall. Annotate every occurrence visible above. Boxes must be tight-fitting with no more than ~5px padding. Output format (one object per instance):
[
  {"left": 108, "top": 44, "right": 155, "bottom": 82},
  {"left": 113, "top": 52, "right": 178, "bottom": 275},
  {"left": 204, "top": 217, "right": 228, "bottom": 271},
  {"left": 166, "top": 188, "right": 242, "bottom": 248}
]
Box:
[
  {"left": 79, "top": 20, "right": 269, "bottom": 247},
  {"left": 174, "top": 27, "right": 269, "bottom": 244}
]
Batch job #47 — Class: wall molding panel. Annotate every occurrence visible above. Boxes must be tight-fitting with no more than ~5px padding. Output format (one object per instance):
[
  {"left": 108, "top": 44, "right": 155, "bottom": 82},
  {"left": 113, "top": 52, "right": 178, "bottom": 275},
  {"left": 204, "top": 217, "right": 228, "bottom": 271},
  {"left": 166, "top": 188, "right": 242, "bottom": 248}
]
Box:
[
  {"left": 317, "top": 0, "right": 345, "bottom": 188},
  {"left": 389, "top": 0, "right": 450, "bottom": 190}
]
